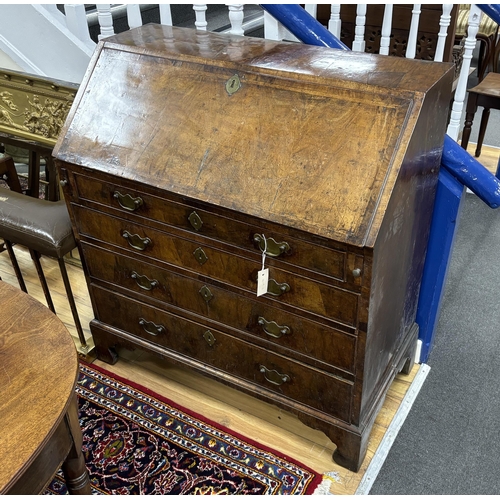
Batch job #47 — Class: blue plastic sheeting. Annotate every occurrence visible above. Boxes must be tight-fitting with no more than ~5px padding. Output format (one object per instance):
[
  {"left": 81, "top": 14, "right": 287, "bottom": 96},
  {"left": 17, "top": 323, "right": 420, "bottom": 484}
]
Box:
[
  {"left": 260, "top": 4, "right": 348, "bottom": 50},
  {"left": 416, "top": 169, "right": 465, "bottom": 362},
  {"left": 477, "top": 4, "right": 500, "bottom": 25},
  {"left": 441, "top": 135, "right": 500, "bottom": 208}
]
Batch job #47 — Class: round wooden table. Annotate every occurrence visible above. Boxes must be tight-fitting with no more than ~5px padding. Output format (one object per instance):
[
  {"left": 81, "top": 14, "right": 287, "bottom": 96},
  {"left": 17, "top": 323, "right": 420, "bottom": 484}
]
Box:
[{"left": 0, "top": 281, "right": 90, "bottom": 494}]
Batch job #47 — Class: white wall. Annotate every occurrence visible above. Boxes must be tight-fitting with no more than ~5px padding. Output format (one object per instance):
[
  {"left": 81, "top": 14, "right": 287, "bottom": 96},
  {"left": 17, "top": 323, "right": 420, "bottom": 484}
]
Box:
[{"left": 0, "top": 48, "right": 23, "bottom": 72}]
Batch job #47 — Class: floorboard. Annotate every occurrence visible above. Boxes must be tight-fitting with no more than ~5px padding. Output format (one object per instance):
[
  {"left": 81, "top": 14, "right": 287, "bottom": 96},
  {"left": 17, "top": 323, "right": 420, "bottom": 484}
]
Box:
[{"left": 0, "top": 243, "right": 420, "bottom": 495}]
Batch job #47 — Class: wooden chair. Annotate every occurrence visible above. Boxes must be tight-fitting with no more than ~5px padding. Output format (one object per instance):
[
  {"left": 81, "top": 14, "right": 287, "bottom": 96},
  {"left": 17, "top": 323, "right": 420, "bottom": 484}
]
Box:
[
  {"left": 460, "top": 72, "right": 500, "bottom": 157},
  {"left": 0, "top": 155, "right": 87, "bottom": 349}
]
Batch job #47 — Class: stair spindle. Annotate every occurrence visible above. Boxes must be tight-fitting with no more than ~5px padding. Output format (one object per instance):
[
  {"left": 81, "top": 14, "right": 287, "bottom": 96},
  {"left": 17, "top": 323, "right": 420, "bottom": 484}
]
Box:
[
  {"left": 96, "top": 4, "right": 115, "bottom": 40},
  {"left": 406, "top": 4, "right": 421, "bottom": 59},
  {"left": 434, "top": 4, "right": 453, "bottom": 62},
  {"left": 447, "top": 4, "right": 482, "bottom": 140},
  {"left": 352, "top": 4, "right": 366, "bottom": 52},
  {"left": 328, "top": 4, "right": 341, "bottom": 39},
  {"left": 227, "top": 4, "right": 244, "bottom": 36},
  {"left": 126, "top": 4, "right": 143, "bottom": 29},
  {"left": 379, "top": 4, "right": 393, "bottom": 56},
  {"left": 193, "top": 4, "right": 208, "bottom": 31}
]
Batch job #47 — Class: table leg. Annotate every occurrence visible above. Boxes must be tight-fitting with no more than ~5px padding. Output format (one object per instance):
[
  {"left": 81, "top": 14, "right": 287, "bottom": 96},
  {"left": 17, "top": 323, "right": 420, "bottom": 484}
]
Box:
[
  {"left": 61, "top": 395, "right": 91, "bottom": 495},
  {"left": 475, "top": 107, "right": 490, "bottom": 157},
  {"left": 28, "top": 150, "right": 40, "bottom": 198},
  {"left": 461, "top": 94, "right": 478, "bottom": 151}
]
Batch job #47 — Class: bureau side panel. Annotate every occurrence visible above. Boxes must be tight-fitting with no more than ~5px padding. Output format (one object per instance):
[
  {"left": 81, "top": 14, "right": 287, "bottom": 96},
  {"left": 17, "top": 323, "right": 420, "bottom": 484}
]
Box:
[{"left": 357, "top": 69, "right": 453, "bottom": 422}]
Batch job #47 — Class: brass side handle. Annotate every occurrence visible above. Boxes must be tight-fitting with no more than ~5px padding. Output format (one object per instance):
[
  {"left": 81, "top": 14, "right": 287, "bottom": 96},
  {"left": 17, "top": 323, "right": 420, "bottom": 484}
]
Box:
[
  {"left": 138, "top": 318, "right": 165, "bottom": 336},
  {"left": 253, "top": 234, "right": 290, "bottom": 257},
  {"left": 122, "top": 230, "right": 151, "bottom": 251},
  {"left": 114, "top": 191, "right": 144, "bottom": 212},
  {"left": 266, "top": 279, "right": 290, "bottom": 297},
  {"left": 257, "top": 316, "right": 291, "bottom": 339},
  {"left": 131, "top": 271, "right": 158, "bottom": 291},
  {"left": 259, "top": 365, "right": 290, "bottom": 386}
]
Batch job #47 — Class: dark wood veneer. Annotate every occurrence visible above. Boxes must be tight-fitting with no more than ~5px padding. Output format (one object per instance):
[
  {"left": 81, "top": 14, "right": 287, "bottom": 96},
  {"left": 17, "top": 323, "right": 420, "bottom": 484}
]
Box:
[{"left": 54, "top": 25, "right": 453, "bottom": 471}]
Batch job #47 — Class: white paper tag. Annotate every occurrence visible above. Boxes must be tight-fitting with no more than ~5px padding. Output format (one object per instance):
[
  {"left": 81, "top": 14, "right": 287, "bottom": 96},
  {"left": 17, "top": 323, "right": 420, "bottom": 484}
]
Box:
[{"left": 257, "top": 268, "right": 269, "bottom": 297}]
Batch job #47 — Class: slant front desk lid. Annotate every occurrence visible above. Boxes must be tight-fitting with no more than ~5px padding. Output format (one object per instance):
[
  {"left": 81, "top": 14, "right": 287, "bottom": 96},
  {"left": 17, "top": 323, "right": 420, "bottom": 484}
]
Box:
[{"left": 54, "top": 24, "right": 453, "bottom": 247}]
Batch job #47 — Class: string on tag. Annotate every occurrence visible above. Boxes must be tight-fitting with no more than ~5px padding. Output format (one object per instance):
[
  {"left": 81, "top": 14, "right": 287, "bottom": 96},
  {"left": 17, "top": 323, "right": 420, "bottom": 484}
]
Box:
[{"left": 261, "top": 234, "right": 267, "bottom": 271}]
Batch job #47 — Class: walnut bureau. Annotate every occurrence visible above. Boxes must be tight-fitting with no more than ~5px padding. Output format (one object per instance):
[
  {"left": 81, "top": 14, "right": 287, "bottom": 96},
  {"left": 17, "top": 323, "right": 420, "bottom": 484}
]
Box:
[{"left": 53, "top": 25, "right": 453, "bottom": 472}]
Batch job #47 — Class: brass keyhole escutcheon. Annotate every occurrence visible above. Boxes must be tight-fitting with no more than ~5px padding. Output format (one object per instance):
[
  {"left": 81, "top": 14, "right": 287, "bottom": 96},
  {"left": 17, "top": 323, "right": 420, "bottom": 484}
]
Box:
[
  {"left": 194, "top": 247, "right": 208, "bottom": 265},
  {"left": 188, "top": 211, "right": 203, "bottom": 231},
  {"left": 199, "top": 285, "right": 213, "bottom": 303},
  {"left": 203, "top": 330, "right": 216, "bottom": 347},
  {"left": 225, "top": 74, "right": 241, "bottom": 95}
]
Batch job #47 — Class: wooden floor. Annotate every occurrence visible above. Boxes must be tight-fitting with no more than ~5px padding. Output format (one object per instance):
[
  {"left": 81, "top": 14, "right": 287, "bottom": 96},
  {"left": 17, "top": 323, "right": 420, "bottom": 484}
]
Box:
[
  {"left": 0, "top": 243, "right": 421, "bottom": 495},
  {"left": 465, "top": 141, "right": 500, "bottom": 174}
]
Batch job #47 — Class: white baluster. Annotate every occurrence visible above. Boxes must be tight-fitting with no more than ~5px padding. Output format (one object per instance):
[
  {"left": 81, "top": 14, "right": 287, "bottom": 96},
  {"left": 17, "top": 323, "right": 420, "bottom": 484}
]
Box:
[
  {"left": 434, "top": 4, "right": 453, "bottom": 62},
  {"left": 406, "top": 4, "right": 421, "bottom": 59},
  {"left": 193, "top": 4, "right": 208, "bottom": 31},
  {"left": 43, "top": 5, "right": 62, "bottom": 17},
  {"left": 159, "top": 4, "right": 173, "bottom": 26},
  {"left": 64, "top": 4, "right": 95, "bottom": 50},
  {"left": 96, "top": 4, "right": 115, "bottom": 40},
  {"left": 379, "top": 4, "right": 393, "bottom": 56},
  {"left": 126, "top": 4, "right": 142, "bottom": 29},
  {"left": 305, "top": 4, "right": 317, "bottom": 19},
  {"left": 352, "top": 4, "right": 367, "bottom": 52},
  {"left": 227, "top": 4, "right": 244, "bottom": 36},
  {"left": 328, "top": 4, "right": 341, "bottom": 39},
  {"left": 447, "top": 5, "right": 482, "bottom": 141}
]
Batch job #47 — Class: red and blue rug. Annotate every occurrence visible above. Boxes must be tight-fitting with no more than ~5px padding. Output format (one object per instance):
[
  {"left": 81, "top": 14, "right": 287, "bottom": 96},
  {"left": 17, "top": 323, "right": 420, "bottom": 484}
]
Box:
[{"left": 45, "top": 363, "right": 324, "bottom": 495}]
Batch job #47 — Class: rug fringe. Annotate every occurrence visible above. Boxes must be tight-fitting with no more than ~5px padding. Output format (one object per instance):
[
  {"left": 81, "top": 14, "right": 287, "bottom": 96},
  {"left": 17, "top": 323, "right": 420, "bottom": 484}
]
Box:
[{"left": 312, "top": 471, "right": 340, "bottom": 495}]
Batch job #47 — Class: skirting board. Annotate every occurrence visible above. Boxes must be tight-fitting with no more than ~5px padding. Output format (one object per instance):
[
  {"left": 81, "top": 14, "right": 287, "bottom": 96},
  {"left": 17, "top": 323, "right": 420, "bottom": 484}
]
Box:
[{"left": 354, "top": 363, "right": 431, "bottom": 495}]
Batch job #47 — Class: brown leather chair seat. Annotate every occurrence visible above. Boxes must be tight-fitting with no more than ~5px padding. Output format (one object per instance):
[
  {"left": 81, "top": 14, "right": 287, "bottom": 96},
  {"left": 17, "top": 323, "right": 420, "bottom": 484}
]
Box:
[{"left": 0, "top": 190, "right": 75, "bottom": 259}]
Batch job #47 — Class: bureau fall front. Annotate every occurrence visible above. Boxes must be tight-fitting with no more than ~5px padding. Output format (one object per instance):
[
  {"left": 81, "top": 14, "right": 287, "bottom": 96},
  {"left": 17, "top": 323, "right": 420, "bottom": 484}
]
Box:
[{"left": 53, "top": 25, "right": 453, "bottom": 472}]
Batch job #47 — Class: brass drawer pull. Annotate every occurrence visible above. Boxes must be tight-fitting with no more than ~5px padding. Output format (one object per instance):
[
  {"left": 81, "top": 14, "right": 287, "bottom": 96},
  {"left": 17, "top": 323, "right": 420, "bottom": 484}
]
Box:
[
  {"left": 122, "top": 230, "right": 151, "bottom": 251},
  {"left": 114, "top": 191, "right": 144, "bottom": 211},
  {"left": 266, "top": 279, "right": 290, "bottom": 296},
  {"left": 131, "top": 271, "right": 158, "bottom": 291},
  {"left": 259, "top": 365, "right": 290, "bottom": 386},
  {"left": 257, "top": 316, "right": 291, "bottom": 339},
  {"left": 254, "top": 234, "right": 290, "bottom": 257},
  {"left": 188, "top": 211, "right": 203, "bottom": 231},
  {"left": 139, "top": 318, "right": 165, "bottom": 336}
]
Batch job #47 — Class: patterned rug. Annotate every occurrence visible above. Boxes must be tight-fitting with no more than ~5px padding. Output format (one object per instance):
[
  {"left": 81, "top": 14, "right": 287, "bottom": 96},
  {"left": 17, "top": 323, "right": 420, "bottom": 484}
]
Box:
[{"left": 45, "top": 363, "right": 324, "bottom": 495}]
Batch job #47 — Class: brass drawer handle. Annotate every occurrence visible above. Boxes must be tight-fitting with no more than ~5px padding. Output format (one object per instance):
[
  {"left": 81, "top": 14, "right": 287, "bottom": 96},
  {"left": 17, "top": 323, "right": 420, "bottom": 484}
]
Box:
[
  {"left": 257, "top": 316, "right": 291, "bottom": 339},
  {"left": 259, "top": 365, "right": 290, "bottom": 386},
  {"left": 114, "top": 191, "right": 144, "bottom": 211},
  {"left": 122, "top": 230, "right": 151, "bottom": 251},
  {"left": 131, "top": 271, "right": 158, "bottom": 291},
  {"left": 139, "top": 318, "right": 165, "bottom": 336},
  {"left": 254, "top": 234, "right": 290, "bottom": 257},
  {"left": 266, "top": 279, "right": 290, "bottom": 296}
]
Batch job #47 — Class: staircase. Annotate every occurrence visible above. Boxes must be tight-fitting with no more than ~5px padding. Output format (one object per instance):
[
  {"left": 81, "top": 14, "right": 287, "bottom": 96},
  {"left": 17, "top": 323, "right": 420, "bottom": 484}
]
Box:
[{"left": 0, "top": 4, "right": 264, "bottom": 84}]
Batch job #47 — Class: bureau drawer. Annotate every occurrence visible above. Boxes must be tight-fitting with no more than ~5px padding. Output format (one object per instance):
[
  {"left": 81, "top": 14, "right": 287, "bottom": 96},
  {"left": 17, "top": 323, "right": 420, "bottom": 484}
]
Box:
[
  {"left": 72, "top": 173, "right": 363, "bottom": 285},
  {"left": 74, "top": 205, "right": 360, "bottom": 326},
  {"left": 82, "top": 243, "right": 357, "bottom": 374},
  {"left": 91, "top": 285, "right": 353, "bottom": 422}
]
